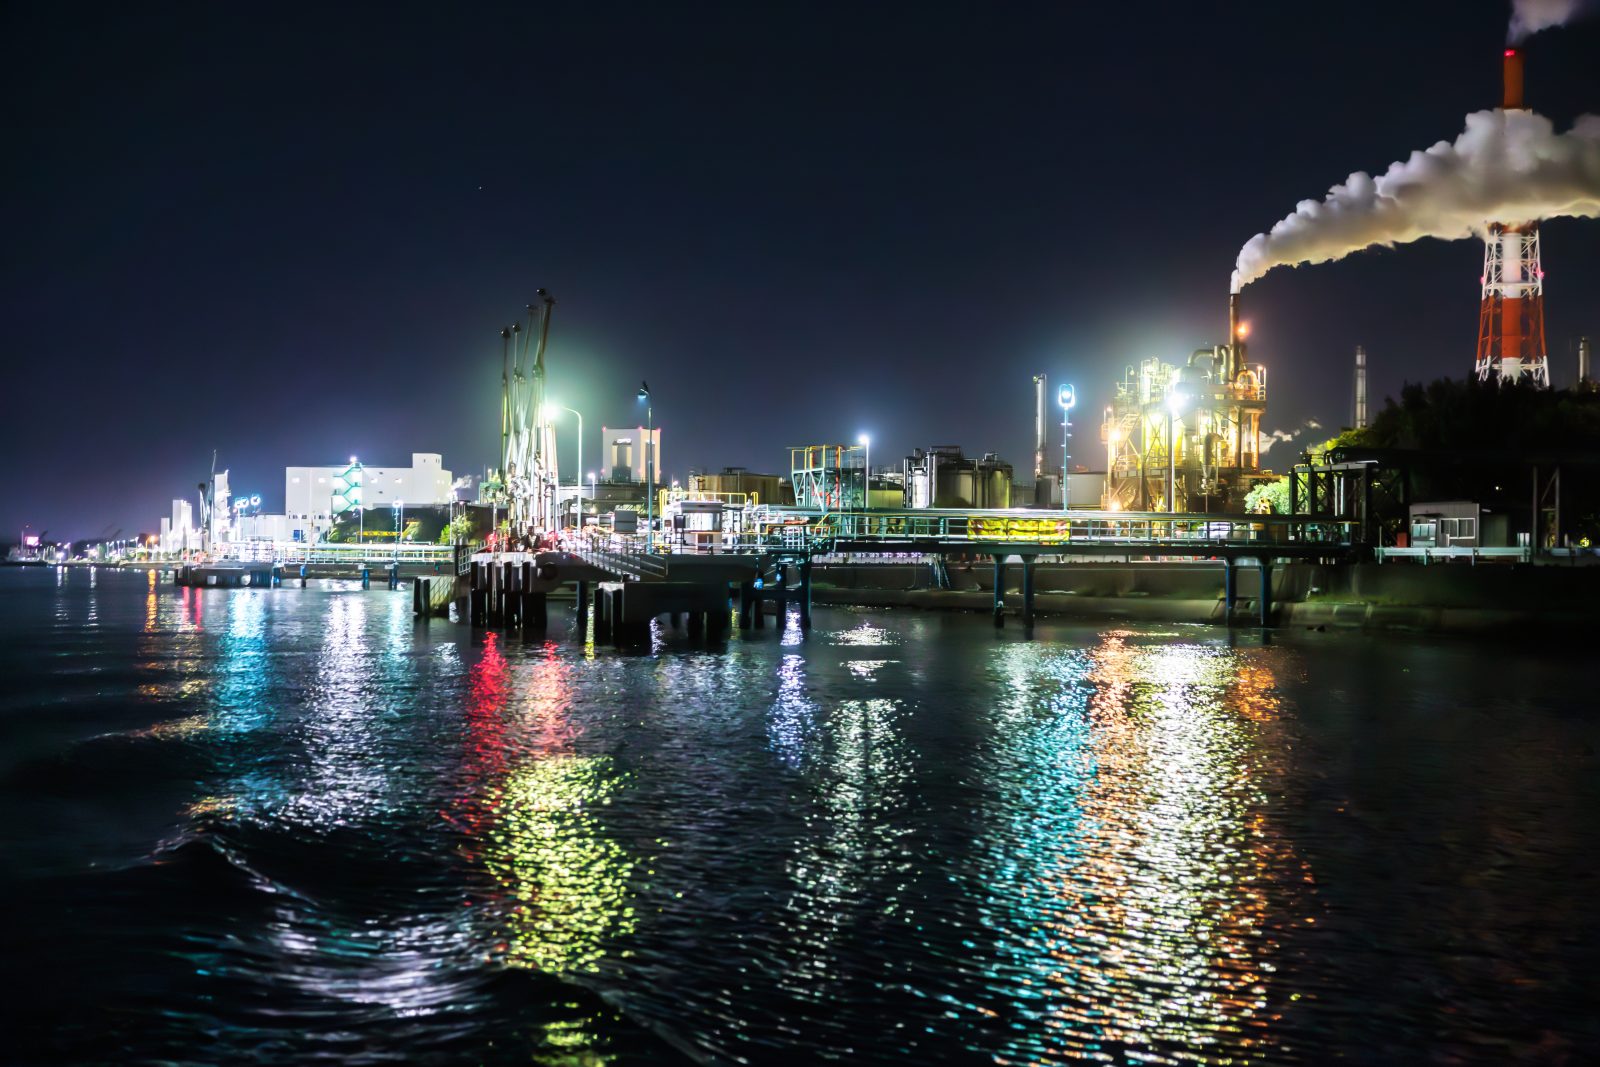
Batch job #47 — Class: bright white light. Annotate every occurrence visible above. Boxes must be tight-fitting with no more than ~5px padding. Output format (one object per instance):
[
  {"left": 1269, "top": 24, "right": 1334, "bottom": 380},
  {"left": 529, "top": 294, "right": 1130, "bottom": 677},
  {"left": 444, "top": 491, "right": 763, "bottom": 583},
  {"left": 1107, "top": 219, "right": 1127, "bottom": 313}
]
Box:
[
  {"left": 857, "top": 433, "right": 870, "bottom": 445},
  {"left": 1058, "top": 384, "right": 1076, "bottom": 411},
  {"left": 1168, "top": 392, "right": 1187, "bottom": 415},
  {"left": 350, "top": 456, "right": 357, "bottom": 464}
]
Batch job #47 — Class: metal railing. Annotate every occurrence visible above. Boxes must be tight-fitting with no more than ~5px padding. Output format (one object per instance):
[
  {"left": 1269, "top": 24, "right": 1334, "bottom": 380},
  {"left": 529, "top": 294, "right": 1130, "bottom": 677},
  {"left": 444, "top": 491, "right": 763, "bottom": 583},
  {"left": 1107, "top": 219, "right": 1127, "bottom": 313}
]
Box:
[
  {"left": 573, "top": 535, "right": 670, "bottom": 580},
  {"left": 218, "top": 541, "right": 458, "bottom": 565},
  {"left": 1374, "top": 546, "right": 1531, "bottom": 564},
  {"left": 803, "top": 510, "right": 1359, "bottom": 548}
]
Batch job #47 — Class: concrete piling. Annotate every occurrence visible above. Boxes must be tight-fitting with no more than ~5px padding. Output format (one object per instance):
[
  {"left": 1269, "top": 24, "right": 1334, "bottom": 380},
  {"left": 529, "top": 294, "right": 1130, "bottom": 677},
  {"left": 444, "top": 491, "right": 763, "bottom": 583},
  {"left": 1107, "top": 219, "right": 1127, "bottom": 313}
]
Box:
[
  {"left": 1259, "top": 560, "right": 1274, "bottom": 626},
  {"left": 992, "top": 555, "right": 1005, "bottom": 627},
  {"left": 1021, "top": 556, "right": 1036, "bottom": 632},
  {"left": 798, "top": 561, "right": 812, "bottom": 628}
]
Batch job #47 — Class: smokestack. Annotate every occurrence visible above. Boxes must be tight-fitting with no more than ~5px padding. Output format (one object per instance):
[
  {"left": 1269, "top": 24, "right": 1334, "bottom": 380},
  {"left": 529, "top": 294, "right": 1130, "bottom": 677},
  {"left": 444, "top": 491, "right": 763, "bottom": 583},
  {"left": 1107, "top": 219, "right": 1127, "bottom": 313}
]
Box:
[
  {"left": 1580, "top": 336, "right": 1593, "bottom": 387},
  {"left": 1503, "top": 47, "right": 1525, "bottom": 110},
  {"left": 1033, "top": 374, "right": 1048, "bottom": 481},
  {"left": 1228, "top": 292, "right": 1246, "bottom": 381},
  {"left": 1354, "top": 346, "right": 1368, "bottom": 429}
]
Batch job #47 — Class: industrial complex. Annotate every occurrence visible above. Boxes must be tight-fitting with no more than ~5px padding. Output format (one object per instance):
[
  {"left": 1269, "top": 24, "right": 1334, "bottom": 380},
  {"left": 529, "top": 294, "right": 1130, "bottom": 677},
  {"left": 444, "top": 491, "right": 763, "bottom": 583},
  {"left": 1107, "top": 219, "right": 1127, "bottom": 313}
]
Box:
[{"left": 27, "top": 46, "right": 1592, "bottom": 604}]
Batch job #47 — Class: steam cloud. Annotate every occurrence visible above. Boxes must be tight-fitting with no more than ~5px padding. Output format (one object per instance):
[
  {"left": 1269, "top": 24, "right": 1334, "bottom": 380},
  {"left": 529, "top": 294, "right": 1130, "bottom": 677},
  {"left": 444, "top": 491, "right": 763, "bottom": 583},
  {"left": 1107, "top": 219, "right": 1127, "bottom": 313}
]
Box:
[
  {"left": 1232, "top": 108, "right": 1600, "bottom": 293},
  {"left": 1510, "top": 0, "right": 1591, "bottom": 41},
  {"left": 1260, "top": 419, "right": 1322, "bottom": 456}
]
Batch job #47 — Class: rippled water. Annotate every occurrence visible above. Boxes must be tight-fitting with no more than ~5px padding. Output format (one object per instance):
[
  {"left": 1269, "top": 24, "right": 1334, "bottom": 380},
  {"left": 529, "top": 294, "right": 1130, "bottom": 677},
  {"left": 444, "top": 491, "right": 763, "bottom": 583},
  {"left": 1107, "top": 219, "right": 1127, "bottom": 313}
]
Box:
[{"left": 2, "top": 566, "right": 1597, "bottom": 1064}]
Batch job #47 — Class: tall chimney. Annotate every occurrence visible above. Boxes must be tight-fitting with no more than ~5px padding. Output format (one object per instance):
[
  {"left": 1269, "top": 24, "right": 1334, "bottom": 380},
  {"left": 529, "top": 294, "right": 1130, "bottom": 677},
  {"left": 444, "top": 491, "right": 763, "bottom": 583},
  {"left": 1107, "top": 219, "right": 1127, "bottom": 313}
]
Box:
[
  {"left": 1228, "top": 292, "right": 1245, "bottom": 381},
  {"left": 1580, "top": 336, "right": 1593, "bottom": 387},
  {"left": 1033, "top": 374, "right": 1048, "bottom": 481},
  {"left": 1503, "top": 47, "right": 1525, "bottom": 110},
  {"left": 1354, "top": 345, "right": 1368, "bottom": 429}
]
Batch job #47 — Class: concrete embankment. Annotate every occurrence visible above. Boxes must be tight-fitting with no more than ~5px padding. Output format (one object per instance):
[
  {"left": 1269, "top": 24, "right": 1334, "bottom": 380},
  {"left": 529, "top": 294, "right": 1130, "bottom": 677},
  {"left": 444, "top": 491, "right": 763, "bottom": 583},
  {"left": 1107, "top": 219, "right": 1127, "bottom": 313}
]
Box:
[{"left": 810, "top": 560, "right": 1600, "bottom": 633}]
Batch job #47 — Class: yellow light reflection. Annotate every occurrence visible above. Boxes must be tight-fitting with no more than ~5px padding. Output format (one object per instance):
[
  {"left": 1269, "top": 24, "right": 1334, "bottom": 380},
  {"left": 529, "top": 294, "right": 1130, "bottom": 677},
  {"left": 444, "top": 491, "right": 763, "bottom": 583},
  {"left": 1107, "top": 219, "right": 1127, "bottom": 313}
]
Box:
[
  {"left": 463, "top": 641, "right": 637, "bottom": 979},
  {"left": 986, "top": 632, "right": 1306, "bottom": 1062},
  {"left": 485, "top": 754, "right": 636, "bottom": 976}
]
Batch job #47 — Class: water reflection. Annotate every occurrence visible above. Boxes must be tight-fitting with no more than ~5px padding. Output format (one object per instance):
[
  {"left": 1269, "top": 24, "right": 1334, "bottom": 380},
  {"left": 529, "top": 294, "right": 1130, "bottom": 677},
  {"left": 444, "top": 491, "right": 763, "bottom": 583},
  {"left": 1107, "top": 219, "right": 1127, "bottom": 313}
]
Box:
[
  {"left": 981, "top": 631, "right": 1306, "bottom": 1062},
  {"left": 779, "top": 620, "right": 915, "bottom": 997},
  {"left": 462, "top": 635, "right": 636, "bottom": 978}
]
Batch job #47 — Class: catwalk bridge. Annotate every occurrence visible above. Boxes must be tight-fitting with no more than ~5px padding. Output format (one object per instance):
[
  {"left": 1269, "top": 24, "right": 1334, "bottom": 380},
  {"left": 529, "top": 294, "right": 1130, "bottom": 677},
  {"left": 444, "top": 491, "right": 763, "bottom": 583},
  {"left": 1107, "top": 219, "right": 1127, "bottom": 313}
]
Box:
[{"left": 451, "top": 508, "right": 1361, "bottom": 636}]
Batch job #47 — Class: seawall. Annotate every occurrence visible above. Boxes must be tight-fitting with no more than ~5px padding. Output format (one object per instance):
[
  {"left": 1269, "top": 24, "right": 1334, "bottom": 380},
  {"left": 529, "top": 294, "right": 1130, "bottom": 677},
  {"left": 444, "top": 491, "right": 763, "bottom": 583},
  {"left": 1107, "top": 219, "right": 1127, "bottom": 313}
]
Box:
[{"left": 809, "top": 560, "right": 1600, "bottom": 634}]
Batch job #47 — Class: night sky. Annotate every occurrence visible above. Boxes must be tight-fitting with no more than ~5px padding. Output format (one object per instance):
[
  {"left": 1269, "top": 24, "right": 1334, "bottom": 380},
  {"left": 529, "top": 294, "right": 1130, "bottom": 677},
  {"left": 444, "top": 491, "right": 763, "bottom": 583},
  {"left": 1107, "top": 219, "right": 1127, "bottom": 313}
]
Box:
[{"left": 4, "top": 2, "right": 1597, "bottom": 540}]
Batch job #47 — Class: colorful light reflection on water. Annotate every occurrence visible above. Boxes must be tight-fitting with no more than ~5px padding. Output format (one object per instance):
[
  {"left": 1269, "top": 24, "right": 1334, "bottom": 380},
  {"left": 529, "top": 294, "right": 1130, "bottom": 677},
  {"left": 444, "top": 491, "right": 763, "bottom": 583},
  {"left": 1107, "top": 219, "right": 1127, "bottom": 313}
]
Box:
[{"left": 3, "top": 569, "right": 1597, "bottom": 1065}]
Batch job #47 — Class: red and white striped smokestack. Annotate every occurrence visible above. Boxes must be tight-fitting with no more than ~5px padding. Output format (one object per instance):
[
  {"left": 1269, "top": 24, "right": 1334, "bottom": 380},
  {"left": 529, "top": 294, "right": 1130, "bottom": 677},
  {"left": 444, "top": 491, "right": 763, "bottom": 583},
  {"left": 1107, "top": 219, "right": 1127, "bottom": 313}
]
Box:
[
  {"left": 1497, "top": 48, "right": 1527, "bottom": 376},
  {"left": 1502, "top": 47, "right": 1525, "bottom": 110}
]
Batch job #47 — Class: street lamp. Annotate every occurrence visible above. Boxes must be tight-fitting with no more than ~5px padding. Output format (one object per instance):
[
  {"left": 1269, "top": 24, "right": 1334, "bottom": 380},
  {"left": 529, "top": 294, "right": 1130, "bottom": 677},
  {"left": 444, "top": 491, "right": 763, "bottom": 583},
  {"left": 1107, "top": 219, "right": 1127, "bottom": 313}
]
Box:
[
  {"left": 1167, "top": 390, "right": 1188, "bottom": 513},
  {"left": 857, "top": 433, "right": 871, "bottom": 510},
  {"left": 1057, "top": 384, "right": 1076, "bottom": 510},
  {"left": 545, "top": 402, "right": 583, "bottom": 530},
  {"left": 637, "top": 382, "right": 653, "bottom": 544}
]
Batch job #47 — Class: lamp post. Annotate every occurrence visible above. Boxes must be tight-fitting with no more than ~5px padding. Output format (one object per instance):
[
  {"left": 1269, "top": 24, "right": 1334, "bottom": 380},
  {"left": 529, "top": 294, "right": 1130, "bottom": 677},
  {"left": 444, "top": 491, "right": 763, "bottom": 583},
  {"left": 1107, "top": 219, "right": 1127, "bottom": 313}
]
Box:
[
  {"left": 545, "top": 403, "right": 583, "bottom": 529},
  {"left": 637, "top": 382, "right": 653, "bottom": 545},
  {"left": 394, "top": 500, "right": 403, "bottom": 561},
  {"left": 857, "top": 433, "right": 871, "bottom": 511},
  {"left": 1167, "top": 390, "right": 1187, "bottom": 514},
  {"left": 1057, "top": 384, "right": 1076, "bottom": 510}
]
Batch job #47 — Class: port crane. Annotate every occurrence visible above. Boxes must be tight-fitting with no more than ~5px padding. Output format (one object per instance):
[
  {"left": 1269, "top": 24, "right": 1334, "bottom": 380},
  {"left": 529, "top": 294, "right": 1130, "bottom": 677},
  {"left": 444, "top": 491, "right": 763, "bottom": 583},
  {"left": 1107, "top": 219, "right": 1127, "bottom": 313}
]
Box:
[{"left": 488, "top": 290, "right": 559, "bottom": 540}]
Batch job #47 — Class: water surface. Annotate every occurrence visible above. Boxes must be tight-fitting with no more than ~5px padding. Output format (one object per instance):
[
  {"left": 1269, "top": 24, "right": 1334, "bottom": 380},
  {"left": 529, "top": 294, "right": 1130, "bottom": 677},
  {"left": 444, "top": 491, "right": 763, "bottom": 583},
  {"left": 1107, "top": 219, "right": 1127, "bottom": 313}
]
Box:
[{"left": 2, "top": 566, "right": 1595, "bottom": 1064}]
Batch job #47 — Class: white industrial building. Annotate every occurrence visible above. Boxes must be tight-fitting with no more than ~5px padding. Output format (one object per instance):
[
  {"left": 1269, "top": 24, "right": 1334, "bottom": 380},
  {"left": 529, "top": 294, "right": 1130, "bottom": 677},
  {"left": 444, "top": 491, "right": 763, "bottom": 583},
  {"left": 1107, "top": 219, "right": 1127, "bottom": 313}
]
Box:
[
  {"left": 285, "top": 453, "right": 454, "bottom": 542},
  {"left": 600, "top": 427, "right": 661, "bottom": 483},
  {"left": 158, "top": 498, "right": 201, "bottom": 554}
]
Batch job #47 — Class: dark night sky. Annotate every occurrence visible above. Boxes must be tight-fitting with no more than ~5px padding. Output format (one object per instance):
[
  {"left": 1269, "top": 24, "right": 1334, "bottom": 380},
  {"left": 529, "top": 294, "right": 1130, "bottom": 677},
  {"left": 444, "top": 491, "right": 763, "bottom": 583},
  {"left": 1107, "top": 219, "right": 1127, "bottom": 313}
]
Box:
[{"left": 3, "top": 2, "right": 1597, "bottom": 540}]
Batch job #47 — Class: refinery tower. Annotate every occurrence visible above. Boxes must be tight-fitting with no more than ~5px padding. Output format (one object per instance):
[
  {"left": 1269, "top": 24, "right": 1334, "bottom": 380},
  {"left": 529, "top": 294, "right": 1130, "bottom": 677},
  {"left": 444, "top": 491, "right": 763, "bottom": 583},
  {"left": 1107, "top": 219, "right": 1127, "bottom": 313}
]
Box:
[
  {"left": 1101, "top": 295, "right": 1268, "bottom": 514},
  {"left": 1475, "top": 46, "right": 1549, "bottom": 387}
]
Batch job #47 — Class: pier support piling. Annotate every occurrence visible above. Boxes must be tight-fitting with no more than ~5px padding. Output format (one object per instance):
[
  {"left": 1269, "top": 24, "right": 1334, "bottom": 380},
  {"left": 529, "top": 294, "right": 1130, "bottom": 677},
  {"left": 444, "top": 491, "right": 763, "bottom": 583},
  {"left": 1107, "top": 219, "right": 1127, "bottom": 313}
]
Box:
[
  {"left": 1020, "top": 556, "right": 1036, "bottom": 633},
  {"left": 798, "top": 562, "right": 813, "bottom": 628},
  {"left": 992, "top": 555, "right": 1006, "bottom": 627},
  {"left": 1223, "top": 559, "right": 1236, "bottom": 623},
  {"left": 1258, "top": 559, "right": 1274, "bottom": 626}
]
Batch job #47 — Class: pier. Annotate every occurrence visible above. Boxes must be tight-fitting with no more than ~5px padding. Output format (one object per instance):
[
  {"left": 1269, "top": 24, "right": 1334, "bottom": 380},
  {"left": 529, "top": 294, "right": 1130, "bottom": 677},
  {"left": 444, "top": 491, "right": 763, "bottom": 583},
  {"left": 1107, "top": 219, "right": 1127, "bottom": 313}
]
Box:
[{"left": 438, "top": 508, "right": 1360, "bottom": 637}]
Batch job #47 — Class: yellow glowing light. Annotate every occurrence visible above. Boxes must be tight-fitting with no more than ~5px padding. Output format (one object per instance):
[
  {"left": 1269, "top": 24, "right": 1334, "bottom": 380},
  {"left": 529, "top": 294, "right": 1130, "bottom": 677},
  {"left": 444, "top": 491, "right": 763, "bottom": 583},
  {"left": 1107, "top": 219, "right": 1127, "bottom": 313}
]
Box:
[
  {"left": 1236, "top": 322, "right": 1250, "bottom": 339},
  {"left": 485, "top": 755, "right": 636, "bottom": 976}
]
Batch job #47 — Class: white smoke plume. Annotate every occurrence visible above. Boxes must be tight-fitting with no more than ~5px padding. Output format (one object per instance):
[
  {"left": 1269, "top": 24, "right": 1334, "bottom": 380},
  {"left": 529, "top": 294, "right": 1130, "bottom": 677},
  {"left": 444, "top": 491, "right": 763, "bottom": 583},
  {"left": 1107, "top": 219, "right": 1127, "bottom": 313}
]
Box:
[
  {"left": 1510, "top": 0, "right": 1592, "bottom": 41},
  {"left": 1232, "top": 108, "right": 1600, "bottom": 292},
  {"left": 1260, "top": 419, "right": 1322, "bottom": 456}
]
